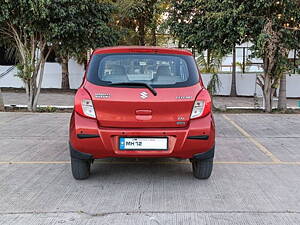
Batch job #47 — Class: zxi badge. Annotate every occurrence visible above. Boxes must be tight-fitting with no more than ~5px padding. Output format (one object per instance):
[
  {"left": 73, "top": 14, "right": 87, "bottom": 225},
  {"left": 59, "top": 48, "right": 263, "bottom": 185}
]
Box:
[{"left": 140, "top": 92, "right": 148, "bottom": 99}]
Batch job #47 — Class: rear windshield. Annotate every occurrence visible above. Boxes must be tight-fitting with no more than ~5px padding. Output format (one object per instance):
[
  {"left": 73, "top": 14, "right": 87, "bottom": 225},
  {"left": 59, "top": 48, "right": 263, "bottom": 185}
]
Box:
[{"left": 87, "top": 53, "right": 199, "bottom": 88}]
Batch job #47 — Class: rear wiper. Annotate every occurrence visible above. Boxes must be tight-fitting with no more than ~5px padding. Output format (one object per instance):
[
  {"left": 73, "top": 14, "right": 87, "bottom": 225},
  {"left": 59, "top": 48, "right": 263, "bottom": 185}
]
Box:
[{"left": 109, "top": 82, "right": 157, "bottom": 96}]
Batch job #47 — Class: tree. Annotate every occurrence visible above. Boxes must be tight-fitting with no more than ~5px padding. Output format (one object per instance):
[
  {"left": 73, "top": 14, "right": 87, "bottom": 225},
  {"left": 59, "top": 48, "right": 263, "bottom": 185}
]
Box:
[
  {"left": 48, "top": 0, "right": 118, "bottom": 89},
  {"left": 168, "top": 0, "right": 244, "bottom": 97},
  {"left": 168, "top": 0, "right": 300, "bottom": 112},
  {"left": 114, "top": 0, "right": 165, "bottom": 46},
  {"left": 0, "top": 0, "right": 117, "bottom": 110},
  {"left": 0, "top": 0, "right": 54, "bottom": 111},
  {"left": 148, "top": 0, "right": 170, "bottom": 46},
  {"left": 251, "top": 17, "right": 297, "bottom": 112}
]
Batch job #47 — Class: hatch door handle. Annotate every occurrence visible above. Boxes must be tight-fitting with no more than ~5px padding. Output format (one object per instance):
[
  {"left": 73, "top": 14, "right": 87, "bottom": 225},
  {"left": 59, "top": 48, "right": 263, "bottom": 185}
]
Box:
[{"left": 135, "top": 109, "right": 152, "bottom": 115}]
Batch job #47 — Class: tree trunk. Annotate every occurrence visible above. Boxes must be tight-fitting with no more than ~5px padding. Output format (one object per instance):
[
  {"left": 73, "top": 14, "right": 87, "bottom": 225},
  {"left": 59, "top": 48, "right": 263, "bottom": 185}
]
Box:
[
  {"left": 150, "top": 25, "right": 157, "bottom": 46},
  {"left": 24, "top": 45, "right": 51, "bottom": 111},
  {"left": 138, "top": 19, "right": 146, "bottom": 46},
  {"left": 230, "top": 46, "right": 237, "bottom": 96},
  {"left": 178, "top": 39, "right": 182, "bottom": 48},
  {"left": 148, "top": 0, "right": 157, "bottom": 46},
  {"left": 207, "top": 49, "right": 211, "bottom": 71},
  {"left": 260, "top": 19, "right": 280, "bottom": 113},
  {"left": 32, "top": 57, "right": 46, "bottom": 111},
  {"left": 262, "top": 75, "right": 274, "bottom": 113},
  {"left": 278, "top": 73, "right": 287, "bottom": 110},
  {"left": 61, "top": 56, "right": 70, "bottom": 89},
  {"left": 26, "top": 80, "right": 34, "bottom": 111},
  {"left": 0, "top": 88, "right": 4, "bottom": 111},
  {"left": 25, "top": 69, "right": 42, "bottom": 111}
]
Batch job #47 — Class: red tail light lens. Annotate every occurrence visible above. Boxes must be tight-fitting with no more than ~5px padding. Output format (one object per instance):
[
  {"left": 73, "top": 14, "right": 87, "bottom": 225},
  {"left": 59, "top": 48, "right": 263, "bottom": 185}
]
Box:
[
  {"left": 190, "top": 89, "right": 212, "bottom": 119},
  {"left": 74, "top": 88, "right": 96, "bottom": 119}
]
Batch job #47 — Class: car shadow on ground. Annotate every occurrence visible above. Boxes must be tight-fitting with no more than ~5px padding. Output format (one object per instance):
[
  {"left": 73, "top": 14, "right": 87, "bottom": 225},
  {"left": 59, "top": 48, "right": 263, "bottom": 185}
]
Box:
[{"left": 88, "top": 158, "right": 199, "bottom": 181}]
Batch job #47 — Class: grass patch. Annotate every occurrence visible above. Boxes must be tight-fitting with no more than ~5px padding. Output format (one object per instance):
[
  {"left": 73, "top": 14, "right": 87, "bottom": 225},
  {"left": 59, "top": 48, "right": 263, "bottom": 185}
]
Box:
[
  {"left": 2, "top": 106, "right": 72, "bottom": 113},
  {"left": 37, "top": 106, "right": 57, "bottom": 112}
]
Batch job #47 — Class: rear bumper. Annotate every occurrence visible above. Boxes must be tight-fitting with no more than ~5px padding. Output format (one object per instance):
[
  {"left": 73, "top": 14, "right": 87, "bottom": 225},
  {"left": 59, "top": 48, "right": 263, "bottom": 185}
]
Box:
[{"left": 69, "top": 111, "right": 215, "bottom": 159}]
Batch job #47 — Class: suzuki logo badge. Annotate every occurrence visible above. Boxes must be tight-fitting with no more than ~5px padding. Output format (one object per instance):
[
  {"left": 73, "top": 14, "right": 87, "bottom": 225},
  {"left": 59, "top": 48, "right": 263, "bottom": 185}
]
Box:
[{"left": 140, "top": 92, "right": 148, "bottom": 99}]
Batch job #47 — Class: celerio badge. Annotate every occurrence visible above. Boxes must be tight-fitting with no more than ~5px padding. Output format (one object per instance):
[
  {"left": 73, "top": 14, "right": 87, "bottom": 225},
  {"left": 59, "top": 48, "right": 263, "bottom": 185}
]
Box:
[
  {"left": 95, "top": 93, "right": 110, "bottom": 99},
  {"left": 140, "top": 92, "right": 148, "bottom": 99}
]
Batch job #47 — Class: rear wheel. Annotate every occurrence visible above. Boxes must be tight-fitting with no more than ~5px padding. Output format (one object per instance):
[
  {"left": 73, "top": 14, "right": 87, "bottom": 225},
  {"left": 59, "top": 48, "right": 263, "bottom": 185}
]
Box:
[
  {"left": 71, "top": 157, "right": 91, "bottom": 180},
  {"left": 191, "top": 157, "right": 213, "bottom": 179}
]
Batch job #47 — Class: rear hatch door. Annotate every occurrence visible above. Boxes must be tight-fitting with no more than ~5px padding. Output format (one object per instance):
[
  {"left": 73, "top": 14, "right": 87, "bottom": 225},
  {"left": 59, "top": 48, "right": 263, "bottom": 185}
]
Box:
[{"left": 85, "top": 82, "right": 201, "bottom": 128}]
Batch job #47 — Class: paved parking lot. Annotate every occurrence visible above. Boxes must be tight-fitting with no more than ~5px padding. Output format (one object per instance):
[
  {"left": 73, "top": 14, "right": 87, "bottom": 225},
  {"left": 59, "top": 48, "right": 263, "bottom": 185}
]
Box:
[{"left": 0, "top": 112, "right": 300, "bottom": 224}]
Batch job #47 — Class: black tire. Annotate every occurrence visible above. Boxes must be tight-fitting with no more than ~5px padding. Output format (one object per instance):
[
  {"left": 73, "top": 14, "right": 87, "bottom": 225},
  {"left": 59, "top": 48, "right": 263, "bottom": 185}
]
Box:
[
  {"left": 192, "top": 157, "right": 213, "bottom": 179},
  {"left": 71, "top": 157, "right": 91, "bottom": 180}
]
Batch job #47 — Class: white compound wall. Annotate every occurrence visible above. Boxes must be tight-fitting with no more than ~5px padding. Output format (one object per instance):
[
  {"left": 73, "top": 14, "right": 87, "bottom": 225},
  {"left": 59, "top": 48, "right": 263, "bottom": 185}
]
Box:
[{"left": 1, "top": 61, "right": 299, "bottom": 97}]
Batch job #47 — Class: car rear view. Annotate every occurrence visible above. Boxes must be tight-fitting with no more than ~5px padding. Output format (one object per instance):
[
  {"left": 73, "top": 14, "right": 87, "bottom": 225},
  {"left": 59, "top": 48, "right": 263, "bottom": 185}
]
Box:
[{"left": 69, "top": 46, "right": 215, "bottom": 180}]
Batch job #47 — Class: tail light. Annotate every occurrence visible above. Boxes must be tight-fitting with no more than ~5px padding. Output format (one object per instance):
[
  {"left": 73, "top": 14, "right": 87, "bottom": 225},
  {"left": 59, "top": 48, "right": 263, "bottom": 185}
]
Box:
[
  {"left": 74, "top": 88, "right": 96, "bottom": 119},
  {"left": 190, "top": 89, "right": 212, "bottom": 119}
]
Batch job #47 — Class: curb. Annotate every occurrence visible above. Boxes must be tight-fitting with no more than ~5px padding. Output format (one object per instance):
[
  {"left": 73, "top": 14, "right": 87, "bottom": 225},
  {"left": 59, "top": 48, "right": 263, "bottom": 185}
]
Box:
[
  {"left": 4, "top": 104, "right": 73, "bottom": 109},
  {"left": 225, "top": 106, "right": 300, "bottom": 110},
  {"left": 4, "top": 105, "right": 300, "bottom": 110}
]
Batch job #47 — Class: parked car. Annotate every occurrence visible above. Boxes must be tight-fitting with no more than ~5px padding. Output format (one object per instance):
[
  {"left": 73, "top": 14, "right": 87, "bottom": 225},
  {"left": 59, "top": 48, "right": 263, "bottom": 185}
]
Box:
[{"left": 69, "top": 46, "right": 215, "bottom": 180}]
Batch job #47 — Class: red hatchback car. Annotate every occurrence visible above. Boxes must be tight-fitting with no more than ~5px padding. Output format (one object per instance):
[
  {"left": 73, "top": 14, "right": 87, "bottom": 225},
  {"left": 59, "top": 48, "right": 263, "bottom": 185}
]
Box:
[{"left": 69, "top": 46, "right": 215, "bottom": 180}]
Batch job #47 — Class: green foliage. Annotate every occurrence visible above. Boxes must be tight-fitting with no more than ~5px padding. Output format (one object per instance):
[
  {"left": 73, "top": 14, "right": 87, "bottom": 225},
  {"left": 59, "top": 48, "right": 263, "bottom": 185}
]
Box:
[
  {"left": 0, "top": 0, "right": 50, "bottom": 35},
  {"left": 0, "top": 0, "right": 118, "bottom": 64},
  {"left": 169, "top": 0, "right": 300, "bottom": 111},
  {"left": 0, "top": 0, "right": 118, "bottom": 110},
  {"left": 207, "top": 73, "right": 221, "bottom": 96},
  {"left": 37, "top": 106, "right": 57, "bottom": 113},
  {"left": 169, "top": 0, "right": 300, "bottom": 61},
  {"left": 197, "top": 50, "right": 223, "bottom": 74},
  {"left": 197, "top": 50, "right": 222, "bottom": 96},
  {"left": 49, "top": 0, "right": 119, "bottom": 58},
  {"left": 236, "top": 61, "right": 251, "bottom": 73},
  {"left": 113, "top": 0, "right": 166, "bottom": 45},
  {"left": 16, "top": 62, "right": 35, "bottom": 81},
  {"left": 168, "top": 0, "right": 249, "bottom": 53},
  {"left": 114, "top": 0, "right": 150, "bottom": 45}
]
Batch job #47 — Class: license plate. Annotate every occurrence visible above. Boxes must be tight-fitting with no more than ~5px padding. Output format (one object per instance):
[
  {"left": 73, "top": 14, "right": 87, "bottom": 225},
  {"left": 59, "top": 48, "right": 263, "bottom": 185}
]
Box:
[{"left": 119, "top": 137, "right": 168, "bottom": 150}]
